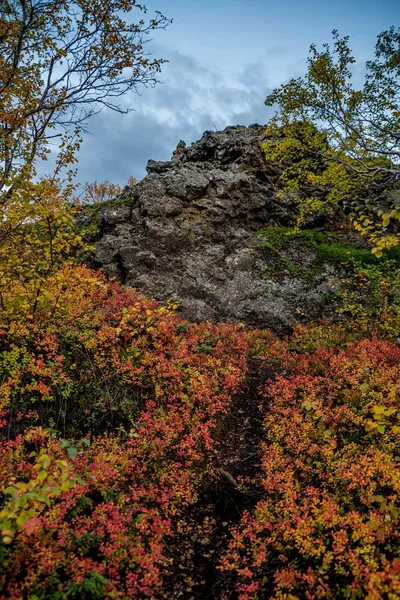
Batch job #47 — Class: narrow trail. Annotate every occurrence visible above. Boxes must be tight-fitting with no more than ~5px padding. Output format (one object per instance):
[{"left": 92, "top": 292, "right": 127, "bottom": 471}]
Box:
[{"left": 168, "top": 358, "right": 276, "bottom": 599}]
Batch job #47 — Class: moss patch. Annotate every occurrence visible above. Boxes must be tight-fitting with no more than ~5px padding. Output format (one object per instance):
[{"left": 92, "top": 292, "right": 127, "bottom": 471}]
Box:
[
  {"left": 255, "top": 226, "right": 400, "bottom": 267},
  {"left": 315, "top": 242, "right": 377, "bottom": 266},
  {"left": 255, "top": 226, "right": 327, "bottom": 253}
]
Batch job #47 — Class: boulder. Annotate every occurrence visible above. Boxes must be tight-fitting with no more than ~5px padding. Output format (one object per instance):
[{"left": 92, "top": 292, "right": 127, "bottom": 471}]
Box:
[{"left": 94, "top": 125, "right": 344, "bottom": 333}]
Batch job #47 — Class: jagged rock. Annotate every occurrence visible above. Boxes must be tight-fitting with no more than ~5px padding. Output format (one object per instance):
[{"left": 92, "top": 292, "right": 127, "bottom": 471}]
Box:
[{"left": 94, "top": 125, "right": 344, "bottom": 333}]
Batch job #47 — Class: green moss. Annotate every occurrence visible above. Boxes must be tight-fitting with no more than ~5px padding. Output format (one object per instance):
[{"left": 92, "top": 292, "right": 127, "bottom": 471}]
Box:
[
  {"left": 255, "top": 225, "right": 399, "bottom": 268},
  {"left": 315, "top": 243, "right": 378, "bottom": 266},
  {"left": 280, "top": 256, "right": 301, "bottom": 277},
  {"left": 255, "top": 226, "right": 327, "bottom": 252}
]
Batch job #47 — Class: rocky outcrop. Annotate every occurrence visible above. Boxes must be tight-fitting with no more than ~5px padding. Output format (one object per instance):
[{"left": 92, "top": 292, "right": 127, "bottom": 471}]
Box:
[{"left": 94, "top": 125, "right": 344, "bottom": 333}]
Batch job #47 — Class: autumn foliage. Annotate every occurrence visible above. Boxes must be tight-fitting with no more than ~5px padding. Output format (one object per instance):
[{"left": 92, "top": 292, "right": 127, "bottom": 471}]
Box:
[
  {"left": 220, "top": 338, "right": 400, "bottom": 599},
  {"left": 264, "top": 28, "right": 400, "bottom": 256},
  {"left": 2, "top": 265, "right": 400, "bottom": 598},
  {"left": 1, "top": 10, "right": 400, "bottom": 596},
  {"left": 0, "top": 265, "right": 248, "bottom": 597}
]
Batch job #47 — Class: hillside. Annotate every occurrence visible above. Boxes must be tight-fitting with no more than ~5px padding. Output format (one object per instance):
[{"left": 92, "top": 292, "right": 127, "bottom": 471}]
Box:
[
  {"left": 2, "top": 11, "right": 400, "bottom": 598},
  {"left": 1, "top": 124, "right": 400, "bottom": 599}
]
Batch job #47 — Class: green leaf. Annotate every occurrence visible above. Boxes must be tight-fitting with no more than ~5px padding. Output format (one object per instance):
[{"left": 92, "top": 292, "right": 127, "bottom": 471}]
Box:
[
  {"left": 43, "top": 458, "right": 51, "bottom": 470},
  {"left": 61, "top": 480, "right": 76, "bottom": 492},
  {"left": 36, "top": 494, "right": 50, "bottom": 506},
  {"left": 19, "top": 496, "right": 28, "bottom": 508},
  {"left": 16, "top": 511, "right": 32, "bottom": 526},
  {"left": 37, "top": 470, "right": 48, "bottom": 482},
  {"left": 67, "top": 447, "right": 77, "bottom": 459}
]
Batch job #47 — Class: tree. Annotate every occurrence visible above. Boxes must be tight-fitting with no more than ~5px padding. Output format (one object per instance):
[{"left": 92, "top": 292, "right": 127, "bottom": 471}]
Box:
[
  {"left": 0, "top": 0, "right": 171, "bottom": 192},
  {"left": 0, "top": 0, "right": 170, "bottom": 319},
  {"left": 0, "top": 179, "right": 82, "bottom": 319},
  {"left": 81, "top": 176, "right": 137, "bottom": 204},
  {"left": 263, "top": 27, "right": 400, "bottom": 255}
]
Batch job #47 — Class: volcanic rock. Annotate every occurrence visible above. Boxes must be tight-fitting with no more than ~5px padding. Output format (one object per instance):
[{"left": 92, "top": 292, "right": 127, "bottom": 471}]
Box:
[{"left": 94, "top": 125, "right": 342, "bottom": 333}]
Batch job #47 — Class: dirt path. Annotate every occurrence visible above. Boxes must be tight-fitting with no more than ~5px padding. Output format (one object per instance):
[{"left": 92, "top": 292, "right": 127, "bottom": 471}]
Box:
[{"left": 166, "top": 358, "right": 275, "bottom": 599}]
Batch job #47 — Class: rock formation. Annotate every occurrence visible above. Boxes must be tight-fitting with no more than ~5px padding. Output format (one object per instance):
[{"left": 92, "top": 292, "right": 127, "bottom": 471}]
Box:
[{"left": 94, "top": 124, "right": 345, "bottom": 333}]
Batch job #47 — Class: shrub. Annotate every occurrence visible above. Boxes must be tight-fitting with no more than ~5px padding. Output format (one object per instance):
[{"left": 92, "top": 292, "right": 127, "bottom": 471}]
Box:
[
  {"left": 0, "top": 264, "right": 247, "bottom": 439},
  {"left": 220, "top": 339, "right": 400, "bottom": 599},
  {"left": 337, "top": 261, "right": 400, "bottom": 340},
  {"left": 0, "top": 264, "right": 248, "bottom": 597}
]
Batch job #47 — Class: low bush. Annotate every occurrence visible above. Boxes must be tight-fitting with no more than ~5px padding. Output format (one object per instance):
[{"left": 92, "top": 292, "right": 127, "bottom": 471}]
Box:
[
  {"left": 0, "top": 265, "right": 248, "bottom": 598},
  {"left": 0, "top": 264, "right": 247, "bottom": 439},
  {"left": 337, "top": 261, "right": 400, "bottom": 340},
  {"left": 220, "top": 339, "right": 400, "bottom": 599}
]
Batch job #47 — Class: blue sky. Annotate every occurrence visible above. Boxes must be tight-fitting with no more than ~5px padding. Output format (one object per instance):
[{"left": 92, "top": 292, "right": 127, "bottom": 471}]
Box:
[{"left": 70, "top": 0, "right": 400, "bottom": 186}]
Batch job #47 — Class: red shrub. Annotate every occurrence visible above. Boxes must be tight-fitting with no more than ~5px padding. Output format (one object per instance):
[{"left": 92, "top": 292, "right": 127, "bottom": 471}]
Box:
[
  {"left": 0, "top": 265, "right": 248, "bottom": 598},
  {"left": 220, "top": 339, "right": 400, "bottom": 599}
]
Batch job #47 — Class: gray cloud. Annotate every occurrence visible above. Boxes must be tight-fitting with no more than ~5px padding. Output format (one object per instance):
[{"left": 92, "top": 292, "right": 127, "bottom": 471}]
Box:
[{"left": 71, "top": 48, "right": 275, "bottom": 186}]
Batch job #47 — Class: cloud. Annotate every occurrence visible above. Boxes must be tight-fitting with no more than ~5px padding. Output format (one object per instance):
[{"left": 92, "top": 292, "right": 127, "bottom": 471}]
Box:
[{"left": 70, "top": 48, "right": 275, "bottom": 186}]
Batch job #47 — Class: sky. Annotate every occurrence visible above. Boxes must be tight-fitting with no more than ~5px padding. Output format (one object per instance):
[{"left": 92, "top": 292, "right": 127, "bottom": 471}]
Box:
[{"left": 64, "top": 0, "right": 400, "bottom": 187}]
